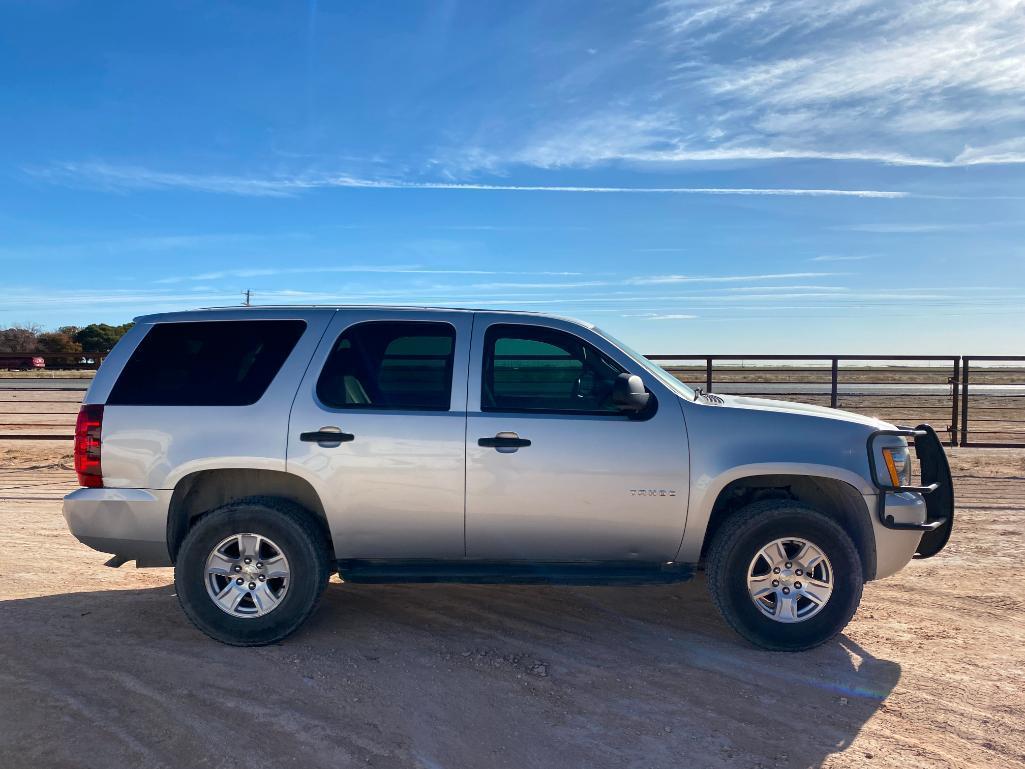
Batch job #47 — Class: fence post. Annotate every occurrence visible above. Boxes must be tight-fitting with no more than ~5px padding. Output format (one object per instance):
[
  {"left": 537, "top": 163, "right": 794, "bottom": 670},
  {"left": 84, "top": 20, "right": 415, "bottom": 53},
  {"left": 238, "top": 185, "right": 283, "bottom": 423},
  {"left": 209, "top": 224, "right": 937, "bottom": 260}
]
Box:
[
  {"left": 960, "top": 358, "right": 970, "bottom": 447},
  {"left": 830, "top": 358, "right": 839, "bottom": 408},
  {"left": 949, "top": 357, "right": 960, "bottom": 447},
  {"left": 705, "top": 358, "right": 713, "bottom": 392}
]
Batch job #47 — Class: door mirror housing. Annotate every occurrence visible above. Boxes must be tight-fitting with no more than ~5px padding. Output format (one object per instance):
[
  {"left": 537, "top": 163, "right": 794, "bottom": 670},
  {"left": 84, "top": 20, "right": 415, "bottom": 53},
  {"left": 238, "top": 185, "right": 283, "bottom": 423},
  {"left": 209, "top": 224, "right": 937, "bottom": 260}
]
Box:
[{"left": 612, "top": 373, "right": 650, "bottom": 413}]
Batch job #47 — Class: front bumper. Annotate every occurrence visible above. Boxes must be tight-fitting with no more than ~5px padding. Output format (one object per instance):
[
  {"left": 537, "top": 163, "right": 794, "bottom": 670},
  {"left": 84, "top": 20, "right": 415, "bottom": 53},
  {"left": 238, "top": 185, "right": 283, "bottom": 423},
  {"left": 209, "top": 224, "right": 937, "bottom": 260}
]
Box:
[
  {"left": 62, "top": 487, "right": 173, "bottom": 567},
  {"left": 867, "top": 424, "right": 955, "bottom": 559}
]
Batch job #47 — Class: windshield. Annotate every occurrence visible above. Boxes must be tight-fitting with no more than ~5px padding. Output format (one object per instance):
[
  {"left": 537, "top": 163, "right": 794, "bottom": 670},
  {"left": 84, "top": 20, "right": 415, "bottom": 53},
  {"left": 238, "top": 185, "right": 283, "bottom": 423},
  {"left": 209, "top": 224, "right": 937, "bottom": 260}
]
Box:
[{"left": 595, "top": 328, "right": 696, "bottom": 400}]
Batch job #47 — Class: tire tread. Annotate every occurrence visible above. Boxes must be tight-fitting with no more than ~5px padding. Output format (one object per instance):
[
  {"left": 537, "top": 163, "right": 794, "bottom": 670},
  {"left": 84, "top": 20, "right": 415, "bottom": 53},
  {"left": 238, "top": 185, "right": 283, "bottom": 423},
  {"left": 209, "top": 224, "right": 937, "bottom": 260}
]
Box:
[
  {"left": 706, "top": 500, "right": 863, "bottom": 651},
  {"left": 175, "top": 496, "right": 331, "bottom": 646}
]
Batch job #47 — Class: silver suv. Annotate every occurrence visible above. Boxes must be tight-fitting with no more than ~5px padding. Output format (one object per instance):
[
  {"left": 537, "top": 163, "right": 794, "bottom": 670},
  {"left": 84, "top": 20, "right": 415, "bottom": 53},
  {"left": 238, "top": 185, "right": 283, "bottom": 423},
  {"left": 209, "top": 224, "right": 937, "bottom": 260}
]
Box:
[{"left": 63, "top": 307, "right": 954, "bottom": 650}]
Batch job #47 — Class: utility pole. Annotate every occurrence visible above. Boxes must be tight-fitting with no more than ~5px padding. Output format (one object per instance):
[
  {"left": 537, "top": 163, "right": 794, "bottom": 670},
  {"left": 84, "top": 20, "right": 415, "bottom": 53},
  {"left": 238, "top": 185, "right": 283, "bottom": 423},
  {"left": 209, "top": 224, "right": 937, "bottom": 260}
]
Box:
[{"left": 242, "top": 289, "right": 251, "bottom": 306}]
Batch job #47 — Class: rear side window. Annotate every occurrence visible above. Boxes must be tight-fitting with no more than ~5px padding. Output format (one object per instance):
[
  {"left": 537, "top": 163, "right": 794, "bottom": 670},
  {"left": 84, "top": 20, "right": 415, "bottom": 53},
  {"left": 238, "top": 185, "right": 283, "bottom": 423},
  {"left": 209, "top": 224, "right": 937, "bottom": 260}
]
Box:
[
  {"left": 108, "top": 320, "right": 306, "bottom": 406},
  {"left": 317, "top": 321, "right": 455, "bottom": 411}
]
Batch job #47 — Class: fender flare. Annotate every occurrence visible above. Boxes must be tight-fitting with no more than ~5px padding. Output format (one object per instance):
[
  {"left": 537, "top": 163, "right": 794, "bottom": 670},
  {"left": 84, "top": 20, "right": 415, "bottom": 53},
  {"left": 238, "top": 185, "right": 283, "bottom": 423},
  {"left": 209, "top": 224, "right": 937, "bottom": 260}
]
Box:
[{"left": 675, "top": 462, "right": 874, "bottom": 565}]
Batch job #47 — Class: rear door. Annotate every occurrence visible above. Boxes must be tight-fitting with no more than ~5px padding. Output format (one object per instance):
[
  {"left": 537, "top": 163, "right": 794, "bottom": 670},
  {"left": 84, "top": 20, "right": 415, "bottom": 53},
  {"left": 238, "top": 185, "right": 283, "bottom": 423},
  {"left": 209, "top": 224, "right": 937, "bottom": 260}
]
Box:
[
  {"left": 465, "top": 314, "right": 690, "bottom": 562},
  {"left": 286, "top": 310, "right": 471, "bottom": 559}
]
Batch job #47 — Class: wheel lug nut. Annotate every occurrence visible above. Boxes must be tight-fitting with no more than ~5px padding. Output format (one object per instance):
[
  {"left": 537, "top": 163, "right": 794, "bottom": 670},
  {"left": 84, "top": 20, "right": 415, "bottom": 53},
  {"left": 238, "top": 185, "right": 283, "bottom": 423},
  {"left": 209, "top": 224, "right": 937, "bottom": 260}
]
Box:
[
  {"left": 244, "top": 557, "right": 252, "bottom": 565},
  {"left": 256, "top": 562, "right": 263, "bottom": 569},
  {"left": 235, "top": 578, "right": 244, "bottom": 585},
  {"left": 785, "top": 562, "right": 792, "bottom": 569},
  {"left": 772, "top": 580, "right": 779, "bottom": 587},
  {"left": 258, "top": 574, "right": 266, "bottom": 582},
  {"left": 782, "top": 587, "right": 791, "bottom": 595},
  {"left": 234, "top": 565, "right": 242, "bottom": 573},
  {"left": 795, "top": 569, "right": 803, "bottom": 576},
  {"left": 248, "top": 582, "right": 256, "bottom": 590},
  {"left": 773, "top": 567, "right": 781, "bottom": 574},
  {"left": 795, "top": 581, "right": 802, "bottom": 589}
]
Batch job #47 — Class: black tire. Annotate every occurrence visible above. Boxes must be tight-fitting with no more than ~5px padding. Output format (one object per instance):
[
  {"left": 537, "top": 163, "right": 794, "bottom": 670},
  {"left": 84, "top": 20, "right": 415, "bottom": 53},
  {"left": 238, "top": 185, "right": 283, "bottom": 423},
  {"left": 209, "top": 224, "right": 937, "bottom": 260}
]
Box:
[
  {"left": 174, "top": 497, "right": 331, "bottom": 646},
  {"left": 706, "top": 500, "right": 864, "bottom": 652}
]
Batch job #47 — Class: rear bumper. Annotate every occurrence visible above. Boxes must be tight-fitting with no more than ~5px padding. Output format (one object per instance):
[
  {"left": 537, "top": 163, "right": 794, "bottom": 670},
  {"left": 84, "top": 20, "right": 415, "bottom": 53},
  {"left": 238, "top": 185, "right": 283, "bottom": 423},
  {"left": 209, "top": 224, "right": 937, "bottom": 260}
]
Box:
[{"left": 62, "top": 487, "right": 173, "bottom": 567}]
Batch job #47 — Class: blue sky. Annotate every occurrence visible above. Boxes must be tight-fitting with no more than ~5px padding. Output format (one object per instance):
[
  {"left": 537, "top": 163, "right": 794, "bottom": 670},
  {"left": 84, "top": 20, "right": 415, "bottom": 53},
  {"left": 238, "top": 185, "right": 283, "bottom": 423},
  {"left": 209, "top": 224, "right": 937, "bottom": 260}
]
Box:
[{"left": 2, "top": 0, "right": 1024, "bottom": 353}]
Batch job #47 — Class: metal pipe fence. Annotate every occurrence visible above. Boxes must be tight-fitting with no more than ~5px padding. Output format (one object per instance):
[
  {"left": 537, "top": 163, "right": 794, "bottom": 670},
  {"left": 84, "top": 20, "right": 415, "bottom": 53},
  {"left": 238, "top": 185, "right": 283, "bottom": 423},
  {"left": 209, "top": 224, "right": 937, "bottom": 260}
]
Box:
[
  {"left": 646, "top": 355, "right": 963, "bottom": 447},
  {"left": 1, "top": 353, "right": 1023, "bottom": 447},
  {"left": 958, "top": 356, "right": 1025, "bottom": 448}
]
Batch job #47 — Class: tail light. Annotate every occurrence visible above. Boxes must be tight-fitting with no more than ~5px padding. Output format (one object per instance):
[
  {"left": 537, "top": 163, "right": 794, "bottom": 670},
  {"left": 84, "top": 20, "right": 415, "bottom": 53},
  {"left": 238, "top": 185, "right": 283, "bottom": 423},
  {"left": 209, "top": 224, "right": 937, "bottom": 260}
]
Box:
[{"left": 74, "top": 404, "right": 104, "bottom": 488}]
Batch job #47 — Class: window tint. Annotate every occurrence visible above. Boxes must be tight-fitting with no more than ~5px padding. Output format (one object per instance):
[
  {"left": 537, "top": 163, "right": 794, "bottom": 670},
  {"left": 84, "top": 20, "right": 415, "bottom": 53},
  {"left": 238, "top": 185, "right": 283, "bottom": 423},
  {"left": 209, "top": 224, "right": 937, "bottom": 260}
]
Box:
[
  {"left": 108, "top": 320, "right": 306, "bottom": 406},
  {"left": 483, "top": 324, "right": 624, "bottom": 414},
  {"left": 317, "top": 321, "right": 455, "bottom": 411}
]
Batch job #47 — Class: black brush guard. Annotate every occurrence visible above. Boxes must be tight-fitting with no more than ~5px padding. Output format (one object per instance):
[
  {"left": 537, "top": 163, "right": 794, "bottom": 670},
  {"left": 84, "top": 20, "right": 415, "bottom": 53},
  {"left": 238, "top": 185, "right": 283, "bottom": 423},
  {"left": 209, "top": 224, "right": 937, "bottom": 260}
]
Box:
[{"left": 867, "top": 424, "right": 954, "bottom": 559}]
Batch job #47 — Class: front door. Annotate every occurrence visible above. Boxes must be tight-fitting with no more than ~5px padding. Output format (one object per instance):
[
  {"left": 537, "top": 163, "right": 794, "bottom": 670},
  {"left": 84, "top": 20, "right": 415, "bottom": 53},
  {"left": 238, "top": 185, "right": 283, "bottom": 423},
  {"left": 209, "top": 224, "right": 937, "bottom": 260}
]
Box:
[
  {"left": 287, "top": 311, "right": 471, "bottom": 559},
  {"left": 465, "top": 316, "right": 690, "bottom": 563}
]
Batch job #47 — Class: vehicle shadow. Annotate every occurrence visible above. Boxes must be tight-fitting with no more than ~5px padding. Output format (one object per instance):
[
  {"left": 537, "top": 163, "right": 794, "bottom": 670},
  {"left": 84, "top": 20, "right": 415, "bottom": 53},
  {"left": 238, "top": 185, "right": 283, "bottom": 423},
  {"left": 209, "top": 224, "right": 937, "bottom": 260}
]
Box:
[{"left": 0, "top": 577, "right": 899, "bottom": 769}]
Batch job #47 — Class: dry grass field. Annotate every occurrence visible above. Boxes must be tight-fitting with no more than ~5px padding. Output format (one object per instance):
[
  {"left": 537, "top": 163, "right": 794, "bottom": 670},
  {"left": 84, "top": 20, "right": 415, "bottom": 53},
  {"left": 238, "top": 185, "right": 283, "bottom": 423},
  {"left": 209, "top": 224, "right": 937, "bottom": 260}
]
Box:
[{"left": 1, "top": 428, "right": 1024, "bottom": 768}]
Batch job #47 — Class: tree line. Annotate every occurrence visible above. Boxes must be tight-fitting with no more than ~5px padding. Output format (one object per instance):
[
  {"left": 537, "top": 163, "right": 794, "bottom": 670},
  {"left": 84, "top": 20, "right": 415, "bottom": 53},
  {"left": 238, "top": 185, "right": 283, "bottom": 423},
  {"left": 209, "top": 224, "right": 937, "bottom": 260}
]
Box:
[{"left": 0, "top": 323, "right": 134, "bottom": 355}]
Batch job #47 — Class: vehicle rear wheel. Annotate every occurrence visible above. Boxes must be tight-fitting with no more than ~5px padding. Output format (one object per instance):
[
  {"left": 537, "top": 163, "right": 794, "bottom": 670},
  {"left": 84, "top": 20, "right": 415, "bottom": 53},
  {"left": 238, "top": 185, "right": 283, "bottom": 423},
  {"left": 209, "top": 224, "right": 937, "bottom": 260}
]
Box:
[
  {"left": 706, "top": 500, "right": 863, "bottom": 651},
  {"left": 174, "top": 497, "right": 330, "bottom": 646}
]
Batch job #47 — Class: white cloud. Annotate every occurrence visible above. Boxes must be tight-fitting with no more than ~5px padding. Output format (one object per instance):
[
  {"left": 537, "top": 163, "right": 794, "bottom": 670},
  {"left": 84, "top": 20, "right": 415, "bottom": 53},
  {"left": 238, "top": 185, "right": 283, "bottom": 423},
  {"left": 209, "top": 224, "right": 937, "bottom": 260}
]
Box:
[
  {"left": 440, "top": 0, "right": 1025, "bottom": 171},
  {"left": 718, "top": 285, "right": 848, "bottom": 292},
  {"left": 809, "top": 255, "right": 873, "bottom": 262},
  {"left": 495, "top": 135, "right": 1025, "bottom": 169},
  {"left": 153, "top": 265, "right": 582, "bottom": 284},
  {"left": 627, "top": 271, "right": 841, "bottom": 285},
  {"left": 619, "top": 312, "right": 699, "bottom": 320},
  {"left": 27, "top": 161, "right": 908, "bottom": 198},
  {"left": 6, "top": 280, "right": 1023, "bottom": 330},
  {"left": 953, "top": 136, "right": 1025, "bottom": 166},
  {"left": 837, "top": 223, "right": 986, "bottom": 233},
  {"left": 461, "top": 280, "right": 608, "bottom": 290},
  {"left": 0, "top": 231, "right": 299, "bottom": 261}
]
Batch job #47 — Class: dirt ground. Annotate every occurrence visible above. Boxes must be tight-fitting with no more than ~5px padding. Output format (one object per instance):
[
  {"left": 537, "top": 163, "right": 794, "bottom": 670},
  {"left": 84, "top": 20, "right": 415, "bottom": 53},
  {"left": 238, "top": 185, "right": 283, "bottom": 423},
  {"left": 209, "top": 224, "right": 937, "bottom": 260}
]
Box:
[{"left": 1, "top": 440, "right": 1024, "bottom": 769}]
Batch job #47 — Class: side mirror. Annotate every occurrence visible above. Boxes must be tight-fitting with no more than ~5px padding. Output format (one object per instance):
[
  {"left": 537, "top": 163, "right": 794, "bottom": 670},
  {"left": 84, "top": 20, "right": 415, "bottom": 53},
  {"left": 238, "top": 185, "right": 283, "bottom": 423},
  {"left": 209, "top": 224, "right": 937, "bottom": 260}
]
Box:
[{"left": 612, "top": 373, "right": 650, "bottom": 413}]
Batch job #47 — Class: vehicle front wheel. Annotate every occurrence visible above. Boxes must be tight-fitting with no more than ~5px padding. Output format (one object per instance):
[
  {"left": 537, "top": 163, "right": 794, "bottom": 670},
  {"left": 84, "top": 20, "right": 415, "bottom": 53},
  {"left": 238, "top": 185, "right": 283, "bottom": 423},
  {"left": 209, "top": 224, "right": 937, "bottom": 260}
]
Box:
[
  {"left": 706, "top": 500, "right": 864, "bottom": 651},
  {"left": 174, "top": 497, "right": 330, "bottom": 646}
]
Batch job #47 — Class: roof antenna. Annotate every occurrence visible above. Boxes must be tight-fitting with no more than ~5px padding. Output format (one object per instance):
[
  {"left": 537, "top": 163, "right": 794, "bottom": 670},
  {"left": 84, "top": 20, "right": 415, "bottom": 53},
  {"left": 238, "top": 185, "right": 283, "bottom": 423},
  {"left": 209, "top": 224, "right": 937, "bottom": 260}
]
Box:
[{"left": 242, "top": 289, "right": 252, "bottom": 306}]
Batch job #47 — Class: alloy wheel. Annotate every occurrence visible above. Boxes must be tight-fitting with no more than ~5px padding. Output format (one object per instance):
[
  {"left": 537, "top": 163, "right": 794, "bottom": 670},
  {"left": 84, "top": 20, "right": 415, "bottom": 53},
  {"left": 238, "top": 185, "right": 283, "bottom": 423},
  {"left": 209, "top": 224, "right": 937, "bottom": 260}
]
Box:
[
  {"left": 204, "top": 533, "right": 291, "bottom": 618},
  {"left": 746, "top": 537, "right": 833, "bottom": 623}
]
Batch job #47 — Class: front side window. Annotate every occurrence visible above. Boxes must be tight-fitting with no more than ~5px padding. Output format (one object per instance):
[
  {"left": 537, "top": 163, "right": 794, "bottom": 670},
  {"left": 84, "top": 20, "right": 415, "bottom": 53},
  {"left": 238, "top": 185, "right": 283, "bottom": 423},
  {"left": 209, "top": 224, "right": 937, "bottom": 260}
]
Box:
[
  {"left": 482, "top": 324, "right": 624, "bottom": 414},
  {"left": 108, "top": 320, "right": 306, "bottom": 406},
  {"left": 317, "top": 321, "right": 455, "bottom": 411}
]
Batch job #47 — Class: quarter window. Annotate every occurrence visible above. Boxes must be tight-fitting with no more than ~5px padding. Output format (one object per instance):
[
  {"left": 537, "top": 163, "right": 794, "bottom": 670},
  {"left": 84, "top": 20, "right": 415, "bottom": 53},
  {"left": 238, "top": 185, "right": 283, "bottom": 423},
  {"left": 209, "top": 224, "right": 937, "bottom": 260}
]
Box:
[
  {"left": 108, "top": 320, "right": 306, "bottom": 406},
  {"left": 482, "top": 324, "right": 624, "bottom": 414},
  {"left": 317, "top": 321, "right": 455, "bottom": 411}
]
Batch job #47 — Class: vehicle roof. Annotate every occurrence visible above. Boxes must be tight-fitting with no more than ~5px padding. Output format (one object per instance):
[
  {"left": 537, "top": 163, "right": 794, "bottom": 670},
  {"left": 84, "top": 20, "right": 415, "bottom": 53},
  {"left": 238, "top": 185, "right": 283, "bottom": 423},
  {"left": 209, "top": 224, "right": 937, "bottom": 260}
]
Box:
[{"left": 133, "top": 305, "right": 595, "bottom": 328}]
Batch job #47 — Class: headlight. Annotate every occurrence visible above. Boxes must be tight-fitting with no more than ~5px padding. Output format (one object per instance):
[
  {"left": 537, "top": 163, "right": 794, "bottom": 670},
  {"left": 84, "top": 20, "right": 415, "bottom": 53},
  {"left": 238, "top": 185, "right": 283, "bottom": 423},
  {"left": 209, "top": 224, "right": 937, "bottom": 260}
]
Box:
[{"left": 880, "top": 445, "right": 912, "bottom": 487}]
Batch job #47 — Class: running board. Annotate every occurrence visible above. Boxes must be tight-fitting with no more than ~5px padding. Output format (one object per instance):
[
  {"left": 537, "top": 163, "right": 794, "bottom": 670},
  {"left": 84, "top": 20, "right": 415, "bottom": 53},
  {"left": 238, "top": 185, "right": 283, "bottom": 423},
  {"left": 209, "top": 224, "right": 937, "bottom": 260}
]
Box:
[{"left": 336, "top": 559, "right": 694, "bottom": 586}]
